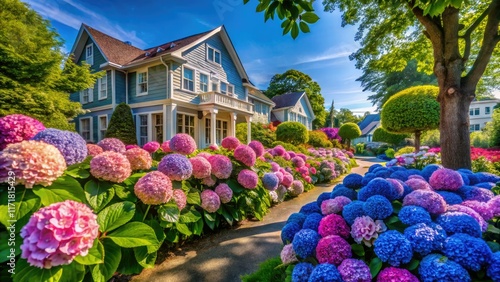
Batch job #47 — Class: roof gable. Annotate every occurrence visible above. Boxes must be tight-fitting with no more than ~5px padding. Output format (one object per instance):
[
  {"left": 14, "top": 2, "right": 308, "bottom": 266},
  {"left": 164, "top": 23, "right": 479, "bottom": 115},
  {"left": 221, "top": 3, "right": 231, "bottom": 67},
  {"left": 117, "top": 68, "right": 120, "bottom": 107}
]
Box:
[
  {"left": 357, "top": 114, "right": 381, "bottom": 131},
  {"left": 271, "top": 92, "right": 305, "bottom": 109}
]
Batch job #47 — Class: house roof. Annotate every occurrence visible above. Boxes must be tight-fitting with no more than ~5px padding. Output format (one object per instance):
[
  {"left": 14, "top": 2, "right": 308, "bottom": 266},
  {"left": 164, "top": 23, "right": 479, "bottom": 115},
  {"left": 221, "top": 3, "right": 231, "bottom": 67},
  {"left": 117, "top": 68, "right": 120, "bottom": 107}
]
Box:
[
  {"left": 271, "top": 92, "right": 305, "bottom": 109},
  {"left": 357, "top": 114, "right": 381, "bottom": 136},
  {"left": 249, "top": 90, "right": 275, "bottom": 105}
]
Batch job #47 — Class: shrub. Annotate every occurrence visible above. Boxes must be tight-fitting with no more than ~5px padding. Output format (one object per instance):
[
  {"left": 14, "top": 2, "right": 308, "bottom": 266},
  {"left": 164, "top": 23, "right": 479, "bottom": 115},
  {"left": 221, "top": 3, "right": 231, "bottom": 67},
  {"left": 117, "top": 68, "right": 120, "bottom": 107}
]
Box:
[
  {"left": 338, "top": 122, "right": 361, "bottom": 150},
  {"left": 308, "top": 130, "right": 333, "bottom": 148},
  {"left": 105, "top": 103, "right": 137, "bottom": 144},
  {"left": 320, "top": 127, "right": 342, "bottom": 141},
  {"left": 276, "top": 121, "right": 309, "bottom": 145},
  {"left": 396, "top": 146, "right": 416, "bottom": 155},
  {"left": 470, "top": 131, "right": 490, "bottom": 148},
  {"left": 489, "top": 108, "right": 500, "bottom": 147},
  {"left": 422, "top": 129, "right": 440, "bottom": 148},
  {"left": 355, "top": 143, "right": 365, "bottom": 154},
  {"left": 236, "top": 122, "right": 276, "bottom": 147},
  {"left": 271, "top": 141, "right": 309, "bottom": 155},
  {"left": 372, "top": 127, "right": 408, "bottom": 146},
  {"left": 385, "top": 148, "right": 395, "bottom": 158}
]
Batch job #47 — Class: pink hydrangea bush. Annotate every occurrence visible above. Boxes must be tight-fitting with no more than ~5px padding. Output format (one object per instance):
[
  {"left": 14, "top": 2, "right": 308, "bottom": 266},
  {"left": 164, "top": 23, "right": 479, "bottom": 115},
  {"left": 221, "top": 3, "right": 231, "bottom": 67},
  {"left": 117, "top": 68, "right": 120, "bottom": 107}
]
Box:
[
  {"left": 237, "top": 169, "right": 259, "bottom": 189},
  {"left": 221, "top": 136, "right": 240, "bottom": 150},
  {"left": 124, "top": 148, "right": 152, "bottom": 171},
  {"left": 97, "top": 138, "right": 126, "bottom": 154},
  {"left": 208, "top": 154, "right": 233, "bottom": 179},
  {"left": 215, "top": 183, "right": 233, "bottom": 203},
  {"left": 90, "top": 151, "right": 131, "bottom": 183},
  {"left": 143, "top": 141, "right": 160, "bottom": 153},
  {"left": 234, "top": 144, "right": 257, "bottom": 167},
  {"left": 87, "top": 144, "right": 103, "bottom": 156},
  {"left": 134, "top": 171, "right": 173, "bottom": 205},
  {"left": 200, "top": 189, "right": 221, "bottom": 213},
  {"left": 169, "top": 133, "right": 197, "bottom": 155},
  {"left": 189, "top": 156, "right": 212, "bottom": 179},
  {"left": 20, "top": 200, "right": 99, "bottom": 268},
  {"left": 248, "top": 140, "right": 265, "bottom": 157},
  {"left": 350, "top": 216, "right": 387, "bottom": 247},
  {"left": 429, "top": 168, "right": 464, "bottom": 191},
  {"left": 172, "top": 189, "right": 187, "bottom": 210},
  {"left": 160, "top": 140, "right": 171, "bottom": 153},
  {"left": 0, "top": 114, "right": 45, "bottom": 150}
]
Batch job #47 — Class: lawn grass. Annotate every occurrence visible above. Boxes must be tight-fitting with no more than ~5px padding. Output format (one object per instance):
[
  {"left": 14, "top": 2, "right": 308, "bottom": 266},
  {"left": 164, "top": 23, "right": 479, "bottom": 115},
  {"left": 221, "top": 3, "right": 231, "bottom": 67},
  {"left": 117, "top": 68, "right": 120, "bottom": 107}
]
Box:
[{"left": 240, "top": 256, "right": 287, "bottom": 282}]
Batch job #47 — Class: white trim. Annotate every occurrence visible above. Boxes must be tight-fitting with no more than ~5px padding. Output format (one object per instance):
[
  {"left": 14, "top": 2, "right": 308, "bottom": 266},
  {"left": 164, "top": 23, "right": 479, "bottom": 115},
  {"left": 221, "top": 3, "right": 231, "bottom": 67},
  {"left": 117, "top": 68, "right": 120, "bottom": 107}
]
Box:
[
  {"left": 198, "top": 71, "right": 209, "bottom": 93},
  {"left": 176, "top": 112, "right": 197, "bottom": 141},
  {"left": 182, "top": 65, "right": 196, "bottom": 93},
  {"left": 97, "top": 115, "right": 108, "bottom": 141},
  {"left": 79, "top": 117, "right": 93, "bottom": 142},
  {"left": 111, "top": 70, "right": 116, "bottom": 109},
  {"left": 80, "top": 87, "right": 93, "bottom": 104},
  {"left": 82, "top": 104, "right": 112, "bottom": 112},
  {"left": 206, "top": 44, "right": 222, "bottom": 65},
  {"left": 136, "top": 68, "right": 149, "bottom": 96},
  {"left": 135, "top": 111, "right": 164, "bottom": 146},
  {"left": 98, "top": 72, "right": 108, "bottom": 100},
  {"left": 85, "top": 43, "right": 94, "bottom": 66}
]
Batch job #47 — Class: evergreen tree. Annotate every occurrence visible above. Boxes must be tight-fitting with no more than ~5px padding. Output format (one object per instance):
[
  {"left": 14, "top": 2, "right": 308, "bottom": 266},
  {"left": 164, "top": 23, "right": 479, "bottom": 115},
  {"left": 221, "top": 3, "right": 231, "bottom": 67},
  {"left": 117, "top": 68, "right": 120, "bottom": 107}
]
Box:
[{"left": 106, "top": 103, "right": 137, "bottom": 144}]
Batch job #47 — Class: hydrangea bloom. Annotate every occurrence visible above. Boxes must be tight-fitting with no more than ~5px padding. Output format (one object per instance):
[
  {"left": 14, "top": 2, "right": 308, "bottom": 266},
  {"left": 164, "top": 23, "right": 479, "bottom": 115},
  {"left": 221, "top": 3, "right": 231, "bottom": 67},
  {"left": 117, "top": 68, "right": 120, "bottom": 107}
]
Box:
[
  {"left": 405, "top": 178, "right": 432, "bottom": 191},
  {"left": 208, "top": 155, "right": 232, "bottom": 179},
  {"left": 32, "top": 128, "right": 88, "bottom": 166},
  {"left": 142, "top": 141, "right": 160, "bottom": 153},
  {"left": 234, "top": 144, "right": 256, "bottom": 167},
  {"left": 447, "top": 204, "right": 488, "bottom": 232},
  {"left": 303, "top": 213, "right": 323, "bottom": 231},
  {"left": 363, "top": 195, "right": 393, "bottom": 220},
  {"left": 398, "top": 205, "right": 432, "bottom": 225},
  {"left": 134, "top": 171, "right": 173, "bottom": 205},
  {"left": 287, "top": 213, "right": 306, "bottom": 227},
  {"left": 476, "top": 171, "right": 500, "bottom": 183},
  {"left": 403, "top": 190, "right": 446, "bottom": 215},
  {"left": 308, "top": 263, "right": 343, "bottom": 282},
  {"left": 437, "top": 211, "right": 481, "bottom": 238},
  {"left": 20, "top": 200, "right": 98, "bottom": 268},
  {"left": 404, "top": 223, "right": 446, "bottom": 256},
  {"left": 160, "top": 140, "right": 171, "bottom": 153},
  {"left": 321, "top": 196, "right": 351, "bottom": 215},
  {"left": 436, "top": 191, "right": 463, "bottom": 205},
  {"left": 389, "top": 170, "right": 411, "bottom": 182},
  {"left": 87, "top": 144, "right": 103, "bottom": 156},
  {"left": 358, "top": 177, "right": 400, "bottom": 201},
  {"left": 342, "top": 201, "right": 367, "bottom": 225},
  {"left": 300, "top": 202, "right": 322, "bottom": 215},
  {"left": 221, "top": 136, "right": 240, "bottom": 150},
  {"left": 420, "top": 164, "right": 442, "bottom": 181},
  {"left": 270, "top": 162, "right": 280, "bottom": 172},
  {"left": 90, "top": 151, "right": 131, "bottom": 183},
  {"left": 443, "top": 233, "right": 492, "bottom": 271},
  {"left": 292, "top": 262, "right": 314, "bottom": 282},
  {"left": 315, "top": 235, "right": 352, "bottom": 265},
  {"left": 262, "top": 172, "right": 279, "bottom": 191},
  {"left": 318, "top": 213, "right": 350, "bottom": 238},
  {"left": 189, "top": 156, "right": 212, "bottom": 179},
  {"left": 214, "top": 183, "right": 233, "bottom": 203},
  {"left": 197, "top": 152, "right": 212, "bottom": 160},
  {"left": 288, "top": 180, "right": 304, "bottom": 196},
  {"left": 169, "top": 133, "right": 197, "bottom": 155},
  {"left": 97, "top": 138, "right": 126, "bottom": 153},
  {"left": 489, "top": 196, "right": 500, "bottom": 217},
  {"left": 377, "top": 267, "right": 419, "bottom": 282},
  {"left": 124, "top": 148, "right": 152, "bottom": 171},
  {"left": 331, "top": 186, "right": 358, "bottom": 201},
  {"left": 350, "top": 215, "right": 387, "bottom": 247},
  {"left": 281, "top": 222, "right": 302, "bottom": 244},
  {"left": 488, "top": 252, "right": 500, "bottom": 281},
  {"left": 126, "top": 144, "right": 140, "bottom": 150},
  {"left": 338, "top": 259, "right": 371, "bottom": 282},
  {"left": 208, "top": 144, "right": 219, "bottom": 151},
  {"left": 200, "top": 189, "right": 220, "bottom": 213},
  {"left": 429, "top": 168, "right": 464, "bottom": 191},
  {"left": 292, "top": 229, "right": 320, "bottom": 258},
  {"left": 158, "top": 154, "right": 192, "bottom": 181},
  {"left": 237, "top": 169, "right": 258, "bottom": 189},
  {"left": 461, "top": 200, "right": 494, "bottom": 220},
  {"left": 273, "top": 145, "right": 286, "bottom": 156},
  {"left": 343, "top": 173, "right": 363, "bottom": 189},
  {"left": 0, "top": 114, "right": 45, "bottom": 150},
  {"left": 281, "top": 173, "right": 294, "bottom": 187},
  {"left": 248, "top": 140, "right": 264, "bottom": 157},
  {"left": 280, "top": 243, "right": 298, "bottom": 265},
  {"left": 291, "top": 156, "right": 305, "bottom": 168},
  {"left": 201, "top": 176, "right": 216, "bottom": 187},
  {"left": 172, "top": 189, "right": 187, "bottom": 210},
  {"left": 0, "top": 141, "right": 66, "bottom": 188},
  {"left": 374, "top": 230, "right": 413, "bottom": 266},
  {"left": 419, "top": 254, "right": 471, "bottom": 282}
]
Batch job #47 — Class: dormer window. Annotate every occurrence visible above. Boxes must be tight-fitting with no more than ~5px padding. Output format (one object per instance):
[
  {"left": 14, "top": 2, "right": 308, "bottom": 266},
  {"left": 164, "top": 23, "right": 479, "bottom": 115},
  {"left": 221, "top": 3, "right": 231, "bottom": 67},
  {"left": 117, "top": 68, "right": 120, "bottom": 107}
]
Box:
[
  {"left": 85, "top": 43, "right": 93, "bottom": 65},
  {"left": 207, "top": 46, "right": 221, "bottom": 64}
]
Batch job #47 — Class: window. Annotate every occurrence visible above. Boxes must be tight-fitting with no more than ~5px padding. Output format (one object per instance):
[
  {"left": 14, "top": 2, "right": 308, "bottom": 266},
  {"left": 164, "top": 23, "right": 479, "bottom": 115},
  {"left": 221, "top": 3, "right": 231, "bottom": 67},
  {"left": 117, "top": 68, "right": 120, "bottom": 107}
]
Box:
[
  {"left": 81, "top": 88, "right": 93, "bottom": 104},
  {"left": 216, "top": 120, "right": 228, "bottom": 144},
  {"left": 153, "top": 114, "right": 163, "bottom": 143},
  {"left": 486, "top": 107, "right": 491, "bottom": 115},
  {"left": 470, "top": 124, "right": 480, "bottom": 132},
  {"left": 207, "top": 46, "right": 221, "bottom": 64},
  {"left": 138, "top": 115, "right": 148, "bottom": 146},
  {"left": 255, "top": 102, "right": 261, "bottom": 113},
  {"left": 228, "top": 85, "right": 234, "bottom": 95},
  {"left": 470, "top": 107, "right": 480, "bottom": 116},
  {"left": 212, "top": 82, "right": 218, "bottom": 92},
  {"left": 80, "top": 118, "right": 91, "bottom": 141},
  {"left": 85, "top": 44, "right": 93, "bottom": 65},
  {"left": 177, "top": 114, "right": 195, "bottom": 137},
  {"left": 200, "top": 73, "right": 208, "bottom": 92},
  {"left": 183, "top": 68, "right": 194, "bottom": 91},
  {"left": 99, "top": 73, "right": 107, "bottom": 100},
  {"left": 137, "top": 71, "right": 148, "bottom": 95},
  {"left": 99, "top": 116, "right": 107, "bottom": 140},
  {"left": 220, "top": 82, "right": 227, "bottom": 94},
  {"left": 205, "top": 118, "right": 211, "bottom": 144}
]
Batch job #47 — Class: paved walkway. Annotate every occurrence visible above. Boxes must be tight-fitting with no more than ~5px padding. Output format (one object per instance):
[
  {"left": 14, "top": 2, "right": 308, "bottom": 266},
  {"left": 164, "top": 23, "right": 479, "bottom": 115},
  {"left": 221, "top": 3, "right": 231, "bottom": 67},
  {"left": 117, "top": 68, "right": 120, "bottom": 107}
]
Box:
[{"left": 132, "top": 158, "right": 382, "bottom": 282}]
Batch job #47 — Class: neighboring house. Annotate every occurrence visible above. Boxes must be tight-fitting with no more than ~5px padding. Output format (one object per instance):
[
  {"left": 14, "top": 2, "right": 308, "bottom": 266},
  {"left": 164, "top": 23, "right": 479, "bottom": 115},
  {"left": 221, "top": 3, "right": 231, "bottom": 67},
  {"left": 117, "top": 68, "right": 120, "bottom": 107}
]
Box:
[
  {"left": 353, "top": 114, "right": 380, "bottom": 145},
  {"left": 469, "top": 98, "right": 500, "bottom": 132},
  {"left": 270, "top": 91, "right": 315, "bottom": 130},
  {"left": 70, "top": 24, "right": 263, "bottom": 147},
  {"left": 248, "top": 89, "right": 275, "bottom": 124}
]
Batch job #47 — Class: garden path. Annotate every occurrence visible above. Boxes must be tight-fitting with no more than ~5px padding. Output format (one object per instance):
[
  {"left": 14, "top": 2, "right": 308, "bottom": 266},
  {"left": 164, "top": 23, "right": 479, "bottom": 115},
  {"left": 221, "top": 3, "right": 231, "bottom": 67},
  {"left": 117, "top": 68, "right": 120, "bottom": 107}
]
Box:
[{"left": 131, "top": 157, "right": 382, "bottom": 282}]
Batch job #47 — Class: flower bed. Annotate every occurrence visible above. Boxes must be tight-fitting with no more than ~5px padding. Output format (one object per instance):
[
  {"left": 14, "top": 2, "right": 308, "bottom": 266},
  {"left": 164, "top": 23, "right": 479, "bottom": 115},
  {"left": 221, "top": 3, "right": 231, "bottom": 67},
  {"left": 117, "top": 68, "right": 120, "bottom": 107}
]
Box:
[
  {"left": 273, "top": 163, "right": 500, "bottom": 281},
  {"left": 0, "top": 114, "right": 356, "bottom": 281}
]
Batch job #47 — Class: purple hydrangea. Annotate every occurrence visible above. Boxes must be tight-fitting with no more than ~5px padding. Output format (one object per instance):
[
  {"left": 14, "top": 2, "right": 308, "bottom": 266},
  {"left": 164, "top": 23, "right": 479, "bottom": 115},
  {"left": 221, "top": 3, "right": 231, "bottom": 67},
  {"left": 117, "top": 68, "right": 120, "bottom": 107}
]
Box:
[
  {"left": 273, "top": 145, "right": 286, "bottom": 156},
  {"left": 404, "top": 222, "right": 447, "bottom": 256},
  {"left": 97, "top": 138, "right": 126, "bottom": 153},
  {"left": 308, "top": 263, "right": 343, "bottom": 282},
  {"left": 237, "top": 169, "right": 258, "bottom": 189},
  {"left": 31, "top": 128, "right": 88, "bottom": 166},
  {"left": 214, "top": 183, "right": 233, "bottom": 204},
  {"left": 443, "top": 233, "right": 492, "bottom": 271},
  {"left": 398, "top": 205, "right": 432, "bottom": 225},
  {"left": 281, "top": 172, "right": 294, "bottom": 187},
  {"left": 200, "top": 189, "right": 220, "bottom": 213},
  {"left": 437, "top": 211, "right": 482, "bottom": 238},
  {"left": 318, "top": 213, "right": 350, "bottom": 239},
  {"left": 169, "top": 133, "right": 197, "bottom": 155},
  {"left": 158, "top": 153, "right": 193, "bottom": 181},
  {"left": 234, "top": 144, "right": 256, "bottom": 167},
  {"left": 405, "top": 178, "right": 432, "bottom": 191},
  {"left": 280, "top": 243, "right": 298, "bottom": 265},
  {"left": 208, "top": 155, "right": 233, "bottom": 179},
  {"left": 447, "top": 204, "right": 488, "bottom": 232},
  {"left": 270, "top": 162, "right": 280, "bottom": 172},
  {"left": 374, "top": 230, "right": 413, "bottom": 267},
  {"left": 291, "top": 156, "right": 305, "bottom": 168},
  {"left": 377, "top": 267, "right": 419, "bottom": 282},
  {"left": 463, "top": 187, "right": 495, "bottom": 202},
  {"left": 419, "top": 254, "right": 471, "bottom": 282},
  {"left": 338, "top": 259, "right": 371, "bottom": 282},
  {"left": 489, "top": 196, "right": 500, "bottom": 217},
  {"left": 220, "top": 136, "right": 240, "bottom": 150},
  {"left": 363, "top": 195, "right": 393, "bottom": 220},
  {"left": 292, "top": 229, "right": 320, "bottom": 259},
  {"left": 248, "top": 140, "right": 264, "bottom": 157},
  {"left": 429, "top": 168, "right": 464, "bottom": 191},
  {"left": 321, "top": 196, "right": 351, "bottom": 215},
  {"left": 461, "top": 200, "right": 494, "bottom": 221},
  {"left": 403, "top": 190, "right": 446, "bottom": 215},
  {"left": 262, "top": 172, "right": 279, "bottom": 191},
  {"left": 420, "top": 164, "right": 442, "bottom": 181},
  {"left": 0, "top": 114, "right": 45, "bottom": 150}
]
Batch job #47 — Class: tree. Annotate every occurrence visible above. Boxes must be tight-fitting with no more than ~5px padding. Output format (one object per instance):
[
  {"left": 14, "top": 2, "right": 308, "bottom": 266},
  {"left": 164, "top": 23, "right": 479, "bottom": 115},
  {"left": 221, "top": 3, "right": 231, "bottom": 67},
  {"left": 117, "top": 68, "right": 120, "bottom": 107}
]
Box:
[
  {"left": 335, "top": 108, "right": 363, "bottom": 125},
  {"left": 338, "top": 122, "right": 361, "bottom": 150},
  {"left": 381, "top": 86, "right": 440, "bottom": 152},
  {"left": 372, "top": 127, "right": 409, "bottom": 147},
  {"left": 275, "top": 121, "right": 309, "bottom": 145},
  {"left": 324, "top": 99, "right": 338, "bottom": 128},
  {"left": 265, "top": 69, "right": 327, "bottom": 129},
  {"left": 488, "top": 108, "right": 500, "bottom": 147},
  {"left": 247, "top": 0, "right": 500, "bottom": 169},
  {"left": 106, "top": 103, "right": 137, "bottom": 144},
  {"left": 0, "top": 0, "right": 101, "bottom": 130}
]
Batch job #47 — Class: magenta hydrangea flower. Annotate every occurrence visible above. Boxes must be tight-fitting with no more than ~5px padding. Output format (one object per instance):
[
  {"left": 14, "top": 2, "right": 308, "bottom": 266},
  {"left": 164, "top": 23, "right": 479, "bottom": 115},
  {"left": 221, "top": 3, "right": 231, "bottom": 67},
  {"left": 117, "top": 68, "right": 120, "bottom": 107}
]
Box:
[
  {"left": 403, "top": 190, "right": 447, "bottom": 215},
  {"left": 97, "top": 138, "right": 126, "bottom": 153},
  {"left": 208, "top": 144, "right": 219, "bottom": 151},
  {"left": 189, "top": 156, "right": 212, "bottom": 179},
  {"left": 201, "top": 189, "right": 221, "bottom": 213},
  {"left": 405, "top": 178, "right": 432, "bottom": 191},
  {"left": 0, "top": 141, "right": 66, "bottom": 188},
  {"left": 158, "top": 153, "right": 192, "bottom": 181},
  {"left": 281, "top": 173, "right": 294, "bottom": 187},
  {"left": 124, "top": 148, "right": 152, "bottom": 171},
  {"left": 315, "top": 235, "right": 352, "bottom": 265},
  {"left": 87, "top": 144, "right": 103, "bottom": 156},
  {"left": 126, "top": 144, "right": 140, "bottom": 150},
  {"left": 283, "top": 152, "right": 291, "bottom": 160},
  {"left": 281, "top": 243, "right": 298, "bottom": 265},
  {"left": 447, "top": 204, "right": 488, "bottom": 232},
  {"left": 0, "top": 114, "right": 45, "bottom": 150},
  {"left": 20, "top": 200, "right": 98, "bottom": 269},
  {"left": 161, "top": 140, "right": 171, "bottom": 153},
  {"left": 489, "top": 196, "right": 500, "bottom": 217},
  {"left": 275, "top": 171, "right": 284, "bottom": 183},
  {"left": 221, "top": 136, "right": 240, "bottom": 150},
  {"left": 202, "top": 176, "right": 216, "bottom": 187},
  {"left": 172, "top": 189, "right": 187, "bottom": 210},
  {"left": 134, "top": 171, "right": 173, "bottom": 205},
  {"left": 318, "top": 213, "right": 350, "bottom": 238},
  {"left": 270, "top": 162, "right": 280, "bottom": 172},
  {"left": 350, "top": 215, "right": 387, "bottom": 247},
  {"left": 143, "top": 141, "right": 160, "bottom": 153},
  {"left": 90, "top": 151, "right": 131, "bottom": 183},
  {"left": 31, "top": 128, "right": 88, "bottom": 166},
  {"left": 208, "top": 154, "right": 233, "bottom": 179},
  {"left": 237, "top": 169, "right": 258, "bottom": 189},
  {"left": 170, "top": 133, "right": 197, "bottom": 155},
  {"left": 273, "top": 145, "right": 286, "bottom": 156},
  {"left": 214, "top": 183, "right": 233, "bottom": 203},
  {"left": 248, "top": 140, "right": 265, "bottom": 157},
  {"left": 429, "top": 168, "right": 464, "bottom": 191},
  {"left": 338, "top": 259, "right": 372, "bottom": 282},
  {"left": 234, "top": 144, "right": 257, "bottom": 167},
  {"left": 197, "top": 152, "right": 212, "bottom": 160},
  {"left": 288, "top": 180, "right": 304, "bottom": 196},
  {"left": 376, "top": 267, "right": 419, "bottom": 282},
  {"left": 292, "top": 156, "right": 305, "bottom": 168},
  {"left": 461, "top": 200, "right": 494, "bottom": 221},
  {"left": 321, "top": 196, "right": 352, "bottom": 215}
]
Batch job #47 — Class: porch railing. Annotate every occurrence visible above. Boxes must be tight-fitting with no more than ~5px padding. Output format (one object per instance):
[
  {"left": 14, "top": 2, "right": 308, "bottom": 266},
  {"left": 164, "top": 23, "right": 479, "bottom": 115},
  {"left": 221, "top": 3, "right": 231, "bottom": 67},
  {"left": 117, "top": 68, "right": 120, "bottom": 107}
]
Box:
[{"left": 198, "top": 92, "right": 253, "bottom": 113}]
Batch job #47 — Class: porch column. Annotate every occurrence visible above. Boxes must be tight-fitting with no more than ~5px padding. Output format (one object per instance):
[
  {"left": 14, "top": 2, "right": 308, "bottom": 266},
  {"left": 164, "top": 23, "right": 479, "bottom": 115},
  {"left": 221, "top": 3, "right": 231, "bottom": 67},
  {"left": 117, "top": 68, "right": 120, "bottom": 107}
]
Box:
[
  {"left": 245, "top": 116, "right": 252, "bottom": 144},
  {"left": 210, "top": 109, "right": 218, "bottom": 145},
  {"left": 230, "top": 112, "right": 237, "bottom": 137},
  {"left": 165, "top": 103, "right": 177, "bottom": 140}
]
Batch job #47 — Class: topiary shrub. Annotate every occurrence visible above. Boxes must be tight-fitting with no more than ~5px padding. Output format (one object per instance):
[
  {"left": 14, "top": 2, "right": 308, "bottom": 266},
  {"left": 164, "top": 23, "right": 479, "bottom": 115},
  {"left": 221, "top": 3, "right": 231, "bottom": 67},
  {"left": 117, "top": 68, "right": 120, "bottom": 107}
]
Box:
[
  {"left": 307, "top": 130, "right": 333, "bottom": 148},
  {"left": 338, "top": 122, "right": 361, "bottom": 150},
  {"left": 355, "top": 143, "right": 365, "bottom": 154},
  {"left": 105, "top": 103, "right": 137, "bottom": 144},
  {"left": 276, "top": 121, "right": 309, "bottom": 145},
  {"left": 236, "top": 122, "right": 276, "bottom": 147},
  {"left": 372, "top": 127, "right": 408, "bottom": 146}
]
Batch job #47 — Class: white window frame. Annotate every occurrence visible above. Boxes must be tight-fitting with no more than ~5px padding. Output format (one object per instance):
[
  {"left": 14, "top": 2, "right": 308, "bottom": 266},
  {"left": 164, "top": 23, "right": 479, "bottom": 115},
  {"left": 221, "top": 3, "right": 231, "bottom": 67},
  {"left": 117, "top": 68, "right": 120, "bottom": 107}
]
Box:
[
  {"left": 216, "top": 119, "right": 228, "bottom": 144},
  {"left": 199, "top": 73, "right": 209, "bottom": 93},
  {"left": 182, "top": 66, "right": 195, "bottom": 92},
  {"left": 469, "top": 107, "right": 480, "bottom": 116},
  {"left": 219, "top": 81, "right": 234, "bottom": 95},
  {"left": 98, "top": 73, "right": 108, "bottom": 100},
  {"left": 485, "top": 106, "right": 491, "bottom": 115},
  {"left": 207, "top": 45, "right": 221, "bottom": 65},
  {"left": 138, "top": 114, "right": 149, "bottom": 146},
  {"left": 136, "top": 70, "right": 148, "bottom": 96},
  {"left": 176, "top": 113, "right": 196, "bottom": 138},
  {"left": 85, "top": 43, "right": 94, "bottom": 66},
  {"left": 80, "top": 87, "right": 93, "bottom": 104},
  {"left": 80, "top": 117, "right": 92, "bottom": 142},
  {"left": 98, "top": 115, "right": 108, "bottom": 141}
]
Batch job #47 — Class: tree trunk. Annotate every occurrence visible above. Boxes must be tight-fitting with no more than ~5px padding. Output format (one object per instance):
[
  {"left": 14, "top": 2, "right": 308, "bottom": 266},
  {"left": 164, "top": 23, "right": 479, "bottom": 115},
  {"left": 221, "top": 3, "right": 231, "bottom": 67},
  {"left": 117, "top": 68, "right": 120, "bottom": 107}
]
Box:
[
  {"left": 414, "top": 131, "right": 421, "bottom": 153},
  {"left": 347, "top": 139, "right": 351, "bottom": 151}
]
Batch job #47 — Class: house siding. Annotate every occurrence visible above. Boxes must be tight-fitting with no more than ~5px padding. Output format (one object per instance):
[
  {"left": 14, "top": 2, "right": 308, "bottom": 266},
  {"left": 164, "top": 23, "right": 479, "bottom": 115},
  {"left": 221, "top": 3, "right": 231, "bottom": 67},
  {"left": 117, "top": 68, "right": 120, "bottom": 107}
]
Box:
[
  {"left": 77, "top": 37, "right": 106, "bottom": 71},
  {"left": 299, "top": 97, "right": 313, "bottom": 118},
  {"left": 128, "top": 64, "right": 167, "bottom": 104},
  {"left": 115, "top": 70, "right": 126, "bottom": 104}
]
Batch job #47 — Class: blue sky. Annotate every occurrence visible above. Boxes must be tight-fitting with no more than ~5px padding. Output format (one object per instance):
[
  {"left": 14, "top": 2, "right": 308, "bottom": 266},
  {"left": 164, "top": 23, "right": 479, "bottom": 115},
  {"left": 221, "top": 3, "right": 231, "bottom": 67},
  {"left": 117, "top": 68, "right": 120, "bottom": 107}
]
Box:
[{"left": 24, "top": 0, "right": 378, "bottom": 114}]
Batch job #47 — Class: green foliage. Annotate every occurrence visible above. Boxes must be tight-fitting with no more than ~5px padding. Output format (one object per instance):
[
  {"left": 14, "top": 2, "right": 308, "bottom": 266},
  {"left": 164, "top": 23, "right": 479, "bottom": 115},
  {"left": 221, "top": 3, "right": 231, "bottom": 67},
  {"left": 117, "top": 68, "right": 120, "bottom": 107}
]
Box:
[
  {"left": 489, "top": 108, "right": 500, "bottom": 147},
  {"left": 236, "top": 122, "right": 276, "bottom": 147},
  {"left": 355, "top": 143, "right": 365, "bottom": 154},
  {"left": 241, "top": 256, "right": 286, "bottom": 282},
  {"left": 106, "top": 103, "right": 137, "bottom": 144},
  {"left": 396, "top": 146, "right": 416, "bottom": 155},
  {"left": 470, "top": 130, "right": 490, "bottom": 148},
  {"left": 307, "top": 130, "right": 333, "bottom": 148},
  {"left": 338, "top": 123, "right": 361, "bottom": 140},
  {"left": 276, "top": 121, "right": 309, "bottom": 145},
  {"left": 421, "top": 129, "right": 440, "bottom": 148},
  {"left": 472, "top": 156, "right": 499, "bottom": 174},
  {"left": 335, "top": 108, "right": 364, "bottom": 125},
  {"left": 372, "top": 127, "right": 408, "bottom": 146},
  {"left": 385, "top": 148, "right": 395, "bottom": 158}
]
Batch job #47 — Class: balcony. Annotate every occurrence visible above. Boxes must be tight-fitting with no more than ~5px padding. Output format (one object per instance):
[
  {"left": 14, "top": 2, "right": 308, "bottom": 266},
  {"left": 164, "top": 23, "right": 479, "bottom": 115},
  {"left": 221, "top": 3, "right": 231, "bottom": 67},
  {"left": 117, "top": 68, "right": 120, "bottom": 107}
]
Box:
[{"left": 198, "top": 91, "right": 253, "bottom": 114}]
